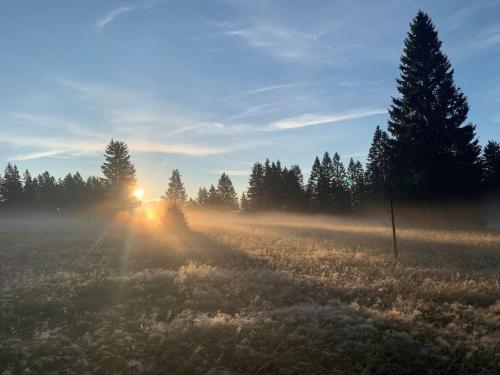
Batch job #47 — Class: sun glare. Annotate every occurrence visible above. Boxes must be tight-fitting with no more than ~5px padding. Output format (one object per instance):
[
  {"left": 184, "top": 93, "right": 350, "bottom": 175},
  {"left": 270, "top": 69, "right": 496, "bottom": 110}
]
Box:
[{"left": 133, "top": 187, "right": 145, "bottom": 201}]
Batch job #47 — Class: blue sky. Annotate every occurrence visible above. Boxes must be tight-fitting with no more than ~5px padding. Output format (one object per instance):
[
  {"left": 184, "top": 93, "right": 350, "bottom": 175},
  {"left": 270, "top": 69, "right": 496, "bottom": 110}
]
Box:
[{"left": 1, "top": 0, "right": 499, "bottom": 199}]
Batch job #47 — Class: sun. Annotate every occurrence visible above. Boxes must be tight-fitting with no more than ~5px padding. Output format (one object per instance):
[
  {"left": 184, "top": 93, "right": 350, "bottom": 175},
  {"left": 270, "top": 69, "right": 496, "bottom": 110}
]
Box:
[{"left": 133, "top": 187, "right": 145, "bottom": 201}]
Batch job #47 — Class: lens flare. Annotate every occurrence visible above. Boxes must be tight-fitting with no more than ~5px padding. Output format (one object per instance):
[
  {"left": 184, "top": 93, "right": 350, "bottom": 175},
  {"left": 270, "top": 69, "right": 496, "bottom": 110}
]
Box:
[{"left": 133, "top": 187, "right": 145, "bottom": 201}]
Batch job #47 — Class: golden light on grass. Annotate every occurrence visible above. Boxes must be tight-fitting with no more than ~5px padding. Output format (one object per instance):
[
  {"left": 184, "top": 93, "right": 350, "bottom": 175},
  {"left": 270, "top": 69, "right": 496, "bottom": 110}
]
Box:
[{"left": 133, "top": 187, "right": 145, "bottom": 201}]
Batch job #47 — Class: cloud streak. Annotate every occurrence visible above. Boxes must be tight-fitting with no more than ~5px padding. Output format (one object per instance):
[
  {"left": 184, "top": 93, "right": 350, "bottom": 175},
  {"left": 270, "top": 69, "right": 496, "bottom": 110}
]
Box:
[
  {"left": 267, "top": 109, "right": 386, "bottom": 130},
  {"left": 9, "top": 150, "right": 67, "bottom": 161},
  {"left": 246, "top": 82, "right": 308, "bottom": 94},
  {"left": 96, "top": 6, "right": 135, "bottom": 29},
  {"left": 96, "top": 0, "right": 165, "bottom": 29},
  {"left": 218, "top": 22, "right": 329, "bottom": 63}
]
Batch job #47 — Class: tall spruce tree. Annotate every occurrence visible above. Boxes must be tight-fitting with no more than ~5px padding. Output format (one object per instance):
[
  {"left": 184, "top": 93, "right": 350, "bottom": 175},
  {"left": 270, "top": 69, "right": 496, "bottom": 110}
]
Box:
[
  {"left": 37, "top": 171, "right": 59, "bottom": 208},
  {"left": 101, "top": 139, "right": 137, "bottom": 201},
  {"left": 23, "top": 170, "right": 37, "bottom": 206},
  {"left": 2, "top": 163, "right": 23, "bottom": 207},
  {"left": 208, "top": 184, "right": 219, "bottom": 206},
  {"left": 306, "top": 156, "right": 322, "bottom": 209},
  {"left": 282, "top": 165, "right": 306, "bottom": 211},
  {"left": 347, "top": 159, "right": 365, "bottom": 211},
  {"left": 331, "top": 153, "right": 349, "bottom": 212},
  {"left": 482, "top": 140, "right": 500, "bottom": 193},
  {"left": 247, "top": 162, "right": 265, "bottom": 210},
  {"left": 365, "top": 126, "right": 390, "bottom": 201},
  {"left": 216, "top": 173, "right": 238, "bottom": 210},
  {"left": 197, "top": 187, "right": 209, "bottom": 207},
  {"left": 388, "top": 11, "right": 481, "bottom": 201},
  {"left": 318, "top": 152, "right": 334, "bottom": 210},
  {"left": 162, "top": 169, "right": 187, "bottom": 204}
]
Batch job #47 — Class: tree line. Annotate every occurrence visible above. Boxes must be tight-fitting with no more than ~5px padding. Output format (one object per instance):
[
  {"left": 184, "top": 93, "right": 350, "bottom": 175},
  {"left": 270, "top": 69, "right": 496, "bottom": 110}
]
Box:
[
  {"left": 1, "top": 11, "right": 500, "bottom": 214},
  {"left": 238, "top": 11, "right": 500, "bottom": 212}
]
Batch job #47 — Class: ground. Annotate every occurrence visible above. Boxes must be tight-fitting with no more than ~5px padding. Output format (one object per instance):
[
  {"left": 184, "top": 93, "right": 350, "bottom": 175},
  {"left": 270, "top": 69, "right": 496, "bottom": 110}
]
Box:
[{"left": 1, "top": 208, "right": 499, "bottom": 374}]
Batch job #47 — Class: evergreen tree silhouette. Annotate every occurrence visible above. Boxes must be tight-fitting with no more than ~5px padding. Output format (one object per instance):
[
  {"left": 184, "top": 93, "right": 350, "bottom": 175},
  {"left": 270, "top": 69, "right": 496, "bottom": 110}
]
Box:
[
  {"left": 331, "top": 153, "right": 349, "bottom": 212},
  {"left": 283, "top": 165, "right": 306, "bottom": 210},
  {"left": 36, "top": 171, "right": 59, "bottom": 209},
  {"left": 318, "top": 152, "right": 333, "bottom": 211},
  {"left": 217, "top": 173, "right": 238, "bottom": 210},
  {"left": 23, "top": 170, "right": 37, "bottom": 206},
  {"left": 240, "top": 192, "right": 249, "bottom": 211},
  {"left": 306, "top": 156, "right": 322, "bottom": 209},
  {"left": 197, "top": 187, "right": 209, "bottom": 207},
  {"left": 162, "top": 169, "right": 187, "bottom": 204},
  {"left": 365, "top": 126, "right": 390, "bottom": 201},
  {"left": 388, "top": 11, "right": 481, "bottom": 201},
  {"left": 101, "top": 139, "right": 137, "bottom": 203},
  {"left": 61, "top": 173, "right": 76, "bottom": 208},
  {"left": 85, "top": 176, "right": 106, "bottom": 205},
  {"left": 247, "top": 162, "right": 265, "bottom": 210},
  {"left": 208, "top": 184, "right": 219, "bottom": 206},
  {"left": 347, "top": 158, "right": 365, "bottom": 211},
  {"left": 2, "top": 163, "right": 23, "bottom": 207},
  {"left": 482, "top": 141, "right": 500, "bottom": 194}
]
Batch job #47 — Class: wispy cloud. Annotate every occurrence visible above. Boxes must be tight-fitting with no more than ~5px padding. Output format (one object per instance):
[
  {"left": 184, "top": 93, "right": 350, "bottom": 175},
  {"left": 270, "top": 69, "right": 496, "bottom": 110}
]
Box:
[
  {"left": 267, "top": 109, "right": 386, "bottom": 130},
  {"left": 1, "top": 131, "right": 234, "bottom": 159},
  {"left": 478, "top": 26, "right": 500, "bottom": 49},
  {"left": 217, "top": 22, "right": 330, "bottom": 63},
  {"left": 52, "top": 75, "right": 198, "bottom": 134},
  {"left": 9, "top": 150, "right": 67, "bottom": 161},
  {"left": 246, "top": 82, "right": 308, "bottom": 94},
  {"left": 96, "top": 6, "right": 135, "bottom": 29},
  {"left": 96, "top": 0, "right": 165, "bottom": 29},
  {"left": 227, "top": 103, "right": 280, "bottom": 121},
  {"left": 129, "top": 141, "right": 227, "bottom": 156}
]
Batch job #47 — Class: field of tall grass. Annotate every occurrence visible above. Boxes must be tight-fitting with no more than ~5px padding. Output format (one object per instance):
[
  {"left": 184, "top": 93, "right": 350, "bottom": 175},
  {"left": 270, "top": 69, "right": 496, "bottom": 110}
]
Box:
[{"left": 1, "top": 208, "right": 499, "bottom": 374}]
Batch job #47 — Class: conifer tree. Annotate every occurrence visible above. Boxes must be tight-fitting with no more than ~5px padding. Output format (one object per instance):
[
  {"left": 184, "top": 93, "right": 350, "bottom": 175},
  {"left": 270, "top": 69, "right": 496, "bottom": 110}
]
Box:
[
  {"left": 306, "top": 156, "right": 322, "bottom": 208},
  {"left": 240, "top": 192, "right": 249, "bottom": 211},
  {"left": 365, "top": 126, "right": 390, "bottom": 201},
  {"left": 216, "top": 173, "right": 238, "bottom": 210},
  {"left": 347, "top": 159, "right": 365, "bottom": 211},
  {"left": 388, "top": 11, "right": 481, "bottom": 201},
  {"left": 61, "top": 173, "right": 76, "bottom": 208},
  {"left": 23, "top": 170, "right": 37, "bottom": 206},
  {"left": 85, "top": 176, "right": 106, "bottom": 204},
  {"left": 482, "top": 140, "right": 500, "bottom": 194},
  {"left": 2, "top": 163, "right": 23, "bottom": 207},
  {"left": 162, "top": 169, "right": 187, "bottom": 204},
  {"left": 101, "top": 139, "right": 137, "bottom": 202},
  {"left": 208, "top": 184, "right": 219, "bottom": 206},
  {"left": 0, "top": 175, "right": 4, "bottom": 204},
  {"left": 331, "top": 153, "right": 349, "bottom": 212},
  {"left": 247, "top": 162, "right": 265, "bottom": 210},
  {"left": 318, "top": 152, "right": 333, "bottom": 210},
  {"left": 283, "top": 165, "right": 306, "bottom": 211},
  {"left": 197, "top": 187, "right": 209, "bottom": 207},
  {"left": 37, "top": 171, "right": 59, "bottom": 208}
]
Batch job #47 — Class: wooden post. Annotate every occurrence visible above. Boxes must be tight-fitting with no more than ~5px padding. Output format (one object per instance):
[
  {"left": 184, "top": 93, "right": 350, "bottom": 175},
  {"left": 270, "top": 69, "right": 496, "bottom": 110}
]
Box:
[{"left": 390, "top": 198, "right": 398, "bottom": 259}]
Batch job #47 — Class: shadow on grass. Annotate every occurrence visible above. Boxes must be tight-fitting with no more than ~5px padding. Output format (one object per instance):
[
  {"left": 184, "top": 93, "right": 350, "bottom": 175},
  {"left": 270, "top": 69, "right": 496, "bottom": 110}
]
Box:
[{"left": 2, "top": 218, "right": 499, "bottom": 374}]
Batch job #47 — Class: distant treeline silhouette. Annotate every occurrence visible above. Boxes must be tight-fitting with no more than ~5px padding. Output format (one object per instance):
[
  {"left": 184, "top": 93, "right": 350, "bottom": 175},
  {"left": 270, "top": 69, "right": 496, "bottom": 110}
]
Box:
[{"left": 1, "top": 11, "right": 500, "bottom": 214}]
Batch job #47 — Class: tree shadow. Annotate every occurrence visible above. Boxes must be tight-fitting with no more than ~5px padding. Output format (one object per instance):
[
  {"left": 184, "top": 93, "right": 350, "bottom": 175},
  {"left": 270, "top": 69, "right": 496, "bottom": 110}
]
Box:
[{"left": 3, "top": 218, "right": 499, "bottom": 374}]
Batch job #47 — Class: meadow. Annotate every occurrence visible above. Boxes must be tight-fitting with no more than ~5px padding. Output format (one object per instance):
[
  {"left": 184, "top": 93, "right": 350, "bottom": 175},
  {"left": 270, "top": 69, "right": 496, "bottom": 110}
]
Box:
[{"left": 1, "top": 208, "right": 499, "bottom": 374}]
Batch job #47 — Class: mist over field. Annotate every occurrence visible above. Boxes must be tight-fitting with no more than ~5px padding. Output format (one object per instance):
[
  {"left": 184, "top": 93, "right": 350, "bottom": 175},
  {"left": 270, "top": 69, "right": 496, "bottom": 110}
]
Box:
[{"left": 1, "top": 208, "right": 500, "bottom": 373}]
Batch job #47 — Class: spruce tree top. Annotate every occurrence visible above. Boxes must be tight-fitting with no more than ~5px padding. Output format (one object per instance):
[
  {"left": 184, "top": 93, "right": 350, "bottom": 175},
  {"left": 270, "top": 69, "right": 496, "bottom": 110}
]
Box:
[
  {"left": 163, "top": 169, "right": 187, "bottom": 204},
  {"left": 388, "top": 11, "right": 480, "bottom": 200},
  {"left": 101, "top": 139, "right": 137, "bottom": 188}
]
